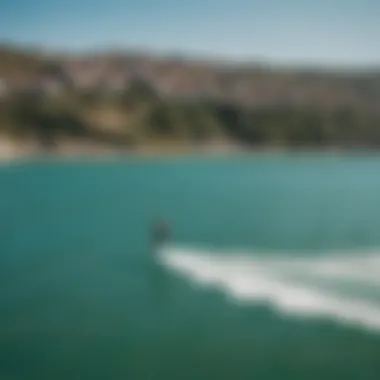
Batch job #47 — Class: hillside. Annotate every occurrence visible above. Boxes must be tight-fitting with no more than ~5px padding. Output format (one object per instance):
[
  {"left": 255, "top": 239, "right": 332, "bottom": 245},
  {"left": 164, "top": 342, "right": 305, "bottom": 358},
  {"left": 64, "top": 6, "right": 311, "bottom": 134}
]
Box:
[{"left": 0, "top": 45, "right": 380, "bottom": 155}]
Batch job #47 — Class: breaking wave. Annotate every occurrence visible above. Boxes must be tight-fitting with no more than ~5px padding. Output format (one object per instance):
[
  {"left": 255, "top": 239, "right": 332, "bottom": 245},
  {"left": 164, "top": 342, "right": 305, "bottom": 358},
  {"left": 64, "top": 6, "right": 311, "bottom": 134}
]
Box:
[{"left": 158, "top": 245, "right": 380, "bottom": 331}]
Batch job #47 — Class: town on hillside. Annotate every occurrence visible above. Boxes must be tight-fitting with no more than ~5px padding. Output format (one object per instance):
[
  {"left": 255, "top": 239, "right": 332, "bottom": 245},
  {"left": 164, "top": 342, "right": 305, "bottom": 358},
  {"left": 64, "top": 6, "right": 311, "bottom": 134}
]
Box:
[{"left": 0, "top": 45, "right": 379, "bottom": 156}]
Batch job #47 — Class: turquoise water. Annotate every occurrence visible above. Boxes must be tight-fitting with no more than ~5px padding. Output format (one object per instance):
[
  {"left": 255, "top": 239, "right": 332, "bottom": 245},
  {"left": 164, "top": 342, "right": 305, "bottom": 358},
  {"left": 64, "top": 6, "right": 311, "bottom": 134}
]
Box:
[{"left": 1, "top": 155, "right": 380, "bottom": 380}]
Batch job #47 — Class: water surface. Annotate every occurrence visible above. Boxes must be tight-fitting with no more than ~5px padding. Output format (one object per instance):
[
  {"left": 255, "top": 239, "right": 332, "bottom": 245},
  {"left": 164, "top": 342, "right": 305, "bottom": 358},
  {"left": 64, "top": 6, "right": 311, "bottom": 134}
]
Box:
[{"left": 1, "top": 154, "right": 380, "bottom": 380}]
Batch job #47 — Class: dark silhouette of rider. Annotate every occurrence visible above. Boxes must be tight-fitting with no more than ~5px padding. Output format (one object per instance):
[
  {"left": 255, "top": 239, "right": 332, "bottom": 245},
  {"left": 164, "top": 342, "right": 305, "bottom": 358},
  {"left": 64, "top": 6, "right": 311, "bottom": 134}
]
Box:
[{"left": 151, "top": 220, "right": 170, "bottom": 253}]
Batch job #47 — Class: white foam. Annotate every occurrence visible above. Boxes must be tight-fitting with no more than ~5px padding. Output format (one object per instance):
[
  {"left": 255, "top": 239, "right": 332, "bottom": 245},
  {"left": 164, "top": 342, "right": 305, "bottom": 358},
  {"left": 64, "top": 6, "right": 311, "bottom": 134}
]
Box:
[{"left": 158, "top": 245, "right": 380, "bottom": 331}]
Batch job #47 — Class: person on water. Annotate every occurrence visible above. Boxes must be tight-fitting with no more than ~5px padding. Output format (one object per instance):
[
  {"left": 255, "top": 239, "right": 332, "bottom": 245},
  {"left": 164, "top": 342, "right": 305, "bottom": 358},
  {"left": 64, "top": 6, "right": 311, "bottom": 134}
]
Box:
[{"left": 151, "top": 220, "right": 171, "bottom": 253}]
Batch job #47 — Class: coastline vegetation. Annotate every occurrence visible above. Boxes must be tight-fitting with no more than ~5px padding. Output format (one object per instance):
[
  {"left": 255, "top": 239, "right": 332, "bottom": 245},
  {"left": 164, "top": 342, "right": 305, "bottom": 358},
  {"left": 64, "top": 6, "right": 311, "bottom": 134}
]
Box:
[
  {"left": 0, "top": 46, "right": 380, "bottom": 154},
  {"left": 1, "top": 86, "right": 380, "bottom": 153}
]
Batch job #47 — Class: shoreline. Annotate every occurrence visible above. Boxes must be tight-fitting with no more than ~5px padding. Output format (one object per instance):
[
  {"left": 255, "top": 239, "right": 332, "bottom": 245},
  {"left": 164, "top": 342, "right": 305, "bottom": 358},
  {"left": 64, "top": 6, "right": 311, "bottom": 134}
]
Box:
[{"left": 2, "top": 139, "right": 380, "bottom": 166}]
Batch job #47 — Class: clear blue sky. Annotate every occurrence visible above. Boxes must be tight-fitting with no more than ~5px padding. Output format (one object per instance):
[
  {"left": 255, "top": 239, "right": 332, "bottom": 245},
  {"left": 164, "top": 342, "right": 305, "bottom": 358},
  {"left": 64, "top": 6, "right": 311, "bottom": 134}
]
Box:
[{"left": 0, "top": 0, "right": 379, "bottom": 67}]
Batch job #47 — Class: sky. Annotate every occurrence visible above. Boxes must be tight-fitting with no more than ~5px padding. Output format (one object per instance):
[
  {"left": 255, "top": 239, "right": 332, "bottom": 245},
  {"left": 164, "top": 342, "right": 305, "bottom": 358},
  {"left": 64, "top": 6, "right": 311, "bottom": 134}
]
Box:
[{"left": 0, "top": 0, "right": 379, "bottom": 67}]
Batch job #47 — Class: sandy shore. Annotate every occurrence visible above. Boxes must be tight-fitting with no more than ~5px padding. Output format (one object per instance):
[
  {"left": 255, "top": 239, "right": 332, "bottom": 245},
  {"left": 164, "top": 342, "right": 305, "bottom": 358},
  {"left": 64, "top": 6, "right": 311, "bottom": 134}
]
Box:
[
  {"left": 0, "top": 138, "right": 379, "bottom": 166},
  {"left": 0, "top": 138, "right": 248, "bottom": 164}
]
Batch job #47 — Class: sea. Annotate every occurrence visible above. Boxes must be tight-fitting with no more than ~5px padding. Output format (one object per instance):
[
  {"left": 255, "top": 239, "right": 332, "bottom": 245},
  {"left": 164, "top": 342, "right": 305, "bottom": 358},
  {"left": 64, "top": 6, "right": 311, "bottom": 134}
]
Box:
[{"left": 0, "top": 153, "right": 380, "bottom": 380}]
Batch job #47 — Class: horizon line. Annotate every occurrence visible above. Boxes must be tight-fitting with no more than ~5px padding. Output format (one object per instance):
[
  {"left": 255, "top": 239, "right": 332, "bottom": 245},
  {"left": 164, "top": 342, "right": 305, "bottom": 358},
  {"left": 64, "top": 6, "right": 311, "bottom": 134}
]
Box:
[{"left": 1, "top": 40, "right": 380, "bottom": 73}]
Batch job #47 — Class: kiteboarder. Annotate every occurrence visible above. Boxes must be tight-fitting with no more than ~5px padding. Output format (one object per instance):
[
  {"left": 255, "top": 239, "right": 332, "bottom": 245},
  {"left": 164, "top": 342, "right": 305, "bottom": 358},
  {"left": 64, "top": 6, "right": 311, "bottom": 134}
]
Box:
[{"left": 150, "top": 219, "right": 170, "bottom": 255}]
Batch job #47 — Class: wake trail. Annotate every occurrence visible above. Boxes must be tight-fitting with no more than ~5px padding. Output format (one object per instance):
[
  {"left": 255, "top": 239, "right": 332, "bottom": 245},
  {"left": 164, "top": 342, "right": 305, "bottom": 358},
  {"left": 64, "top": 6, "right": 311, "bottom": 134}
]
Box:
[{"left": 158, "top": 245, "right": 380, "bottom": 332}]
